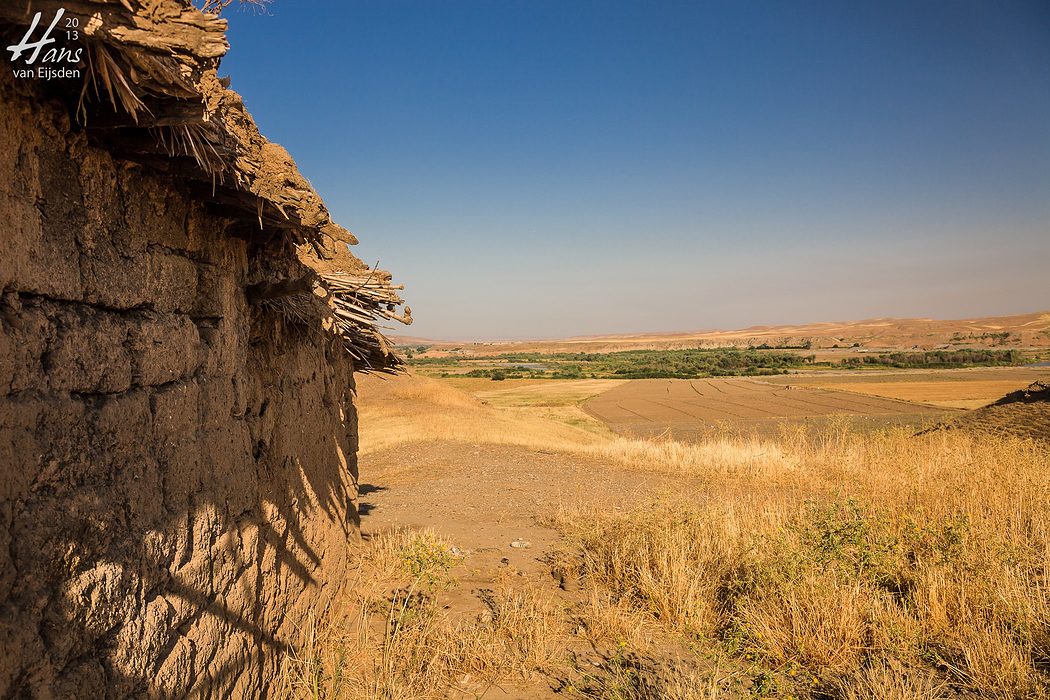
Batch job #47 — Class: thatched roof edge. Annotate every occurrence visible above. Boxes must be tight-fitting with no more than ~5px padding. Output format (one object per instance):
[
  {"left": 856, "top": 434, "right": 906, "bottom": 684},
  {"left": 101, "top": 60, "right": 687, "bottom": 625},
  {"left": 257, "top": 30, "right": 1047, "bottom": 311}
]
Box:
[{"left": 0, "top": 0, "right": 410, "bottom": 371}]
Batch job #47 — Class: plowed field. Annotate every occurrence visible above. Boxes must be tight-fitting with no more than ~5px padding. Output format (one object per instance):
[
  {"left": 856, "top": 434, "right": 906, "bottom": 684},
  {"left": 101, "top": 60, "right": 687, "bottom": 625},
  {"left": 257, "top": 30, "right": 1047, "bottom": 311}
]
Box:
[{"left": 583, "top": 378, "right": 952, "bottom": 439}]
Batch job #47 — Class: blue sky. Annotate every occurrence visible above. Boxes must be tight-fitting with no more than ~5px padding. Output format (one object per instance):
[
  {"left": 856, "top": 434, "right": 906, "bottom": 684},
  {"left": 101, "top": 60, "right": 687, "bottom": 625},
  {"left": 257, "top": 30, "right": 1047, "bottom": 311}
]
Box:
[{"left": 223, "top": 1, "right": 1050, "bottom": 340}]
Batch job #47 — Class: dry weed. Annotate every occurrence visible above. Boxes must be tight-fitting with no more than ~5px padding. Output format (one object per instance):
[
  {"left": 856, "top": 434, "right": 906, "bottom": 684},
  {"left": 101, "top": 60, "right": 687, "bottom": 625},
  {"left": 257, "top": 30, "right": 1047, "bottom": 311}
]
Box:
[
  {"left": 341, "top": 375, "right": 1050, "bottom": 696},
  {"left": 278, "top": 529, "right": 565, "bottom": 699},
  {"left": 553, "top": 429, "right": 1050, "bottom": 697}
]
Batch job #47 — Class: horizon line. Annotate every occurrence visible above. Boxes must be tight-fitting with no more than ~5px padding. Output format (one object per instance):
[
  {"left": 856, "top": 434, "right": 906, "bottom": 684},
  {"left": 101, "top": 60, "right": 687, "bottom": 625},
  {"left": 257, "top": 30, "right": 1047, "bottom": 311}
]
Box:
[{"left": 390, "top": 307, "right": 1050, "bottom": 345}]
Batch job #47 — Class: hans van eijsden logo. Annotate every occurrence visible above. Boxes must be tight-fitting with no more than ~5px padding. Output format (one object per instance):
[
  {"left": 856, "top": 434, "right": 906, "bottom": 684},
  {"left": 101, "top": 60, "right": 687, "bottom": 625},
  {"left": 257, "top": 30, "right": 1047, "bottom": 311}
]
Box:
[{"left": 7, "top": 7, "right": 84, "bottom": 80}]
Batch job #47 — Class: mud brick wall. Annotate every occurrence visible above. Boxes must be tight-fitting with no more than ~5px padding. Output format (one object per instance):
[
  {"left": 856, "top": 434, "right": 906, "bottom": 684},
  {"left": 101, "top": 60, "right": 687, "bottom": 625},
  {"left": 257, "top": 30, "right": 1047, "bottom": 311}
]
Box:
[{"left": 0, "top": 74, "right": 358, "bottom": 698}]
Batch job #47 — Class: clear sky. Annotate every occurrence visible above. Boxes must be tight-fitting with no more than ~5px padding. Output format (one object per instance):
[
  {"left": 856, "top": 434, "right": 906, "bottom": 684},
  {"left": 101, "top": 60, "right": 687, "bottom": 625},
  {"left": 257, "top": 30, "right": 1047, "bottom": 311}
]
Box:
[{"left": 222, "top": 1, "right": 1050, "bottom": 340}]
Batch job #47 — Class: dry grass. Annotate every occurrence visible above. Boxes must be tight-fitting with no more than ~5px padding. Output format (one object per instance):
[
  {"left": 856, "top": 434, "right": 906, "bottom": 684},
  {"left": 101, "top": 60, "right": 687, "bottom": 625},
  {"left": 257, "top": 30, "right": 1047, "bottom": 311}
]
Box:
[
  {"left": 278, "top": 528, "right": 565, "bottom": 699},
  {"left": 330, "top": 374, "right": 1050, "bottom": 697},
  {"left": 561, "top": 653, "right": 733, "bottom": 700},
  {"left": 834, "top": 662, "right": 947, "bottom": 700},
  {"left": 583, "top": 433, "right": 801, "bottom": 481},
  {"left": 470, "top": 379, "right": 627, "bottom": 407},
  {"left": 552, "top": 428, "right": 1050, "bottom": 697},
  {"left": 357, "top": 374, "right": 607, "bottom": 454},
  {"left": 471, "top": 379, "right": 626, "bottom": 437}
]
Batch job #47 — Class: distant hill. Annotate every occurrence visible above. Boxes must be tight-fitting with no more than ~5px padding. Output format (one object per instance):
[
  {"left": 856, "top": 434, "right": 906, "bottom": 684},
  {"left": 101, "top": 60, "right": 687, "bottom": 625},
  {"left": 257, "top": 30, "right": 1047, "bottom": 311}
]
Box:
[{"left": 393, "top": 310, "right": 1050, "bottom": 356}]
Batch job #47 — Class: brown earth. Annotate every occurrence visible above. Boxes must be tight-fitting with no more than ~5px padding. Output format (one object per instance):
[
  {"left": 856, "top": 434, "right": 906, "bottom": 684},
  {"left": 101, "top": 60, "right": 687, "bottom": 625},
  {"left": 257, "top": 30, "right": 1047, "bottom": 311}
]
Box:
[
  {"left": 581, "top": 377, "right": 952, "bottom": 440},
  {"left": 357, "top": 441, "right": 752, "bottom": 697},
  {"left": 359, "top": 441, "right": 680, "bottom": 597}
]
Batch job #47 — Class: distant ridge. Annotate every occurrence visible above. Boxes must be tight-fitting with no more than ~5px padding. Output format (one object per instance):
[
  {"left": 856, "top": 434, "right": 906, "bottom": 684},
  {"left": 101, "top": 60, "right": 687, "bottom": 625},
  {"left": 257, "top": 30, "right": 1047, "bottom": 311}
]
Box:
[{"left": 392, "top": 310, "right": 1050, "bottom": 354}]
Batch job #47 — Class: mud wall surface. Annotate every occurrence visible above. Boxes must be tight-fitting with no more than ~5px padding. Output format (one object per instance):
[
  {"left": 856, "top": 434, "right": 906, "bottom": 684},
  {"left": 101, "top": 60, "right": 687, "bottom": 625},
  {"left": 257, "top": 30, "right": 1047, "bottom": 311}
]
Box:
[{"left": 0, "top": 74, "right": 358, "bottom": 698}]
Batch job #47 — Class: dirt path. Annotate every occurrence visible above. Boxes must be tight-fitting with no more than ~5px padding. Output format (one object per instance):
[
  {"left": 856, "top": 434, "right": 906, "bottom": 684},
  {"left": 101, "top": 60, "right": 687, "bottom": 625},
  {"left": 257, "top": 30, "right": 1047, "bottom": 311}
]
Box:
[
  {"left": 357, "top": 441, "right": 691, "bottom": 697},
  {"left": 360, "top": 440, "right": 681, "bottom": 582}
]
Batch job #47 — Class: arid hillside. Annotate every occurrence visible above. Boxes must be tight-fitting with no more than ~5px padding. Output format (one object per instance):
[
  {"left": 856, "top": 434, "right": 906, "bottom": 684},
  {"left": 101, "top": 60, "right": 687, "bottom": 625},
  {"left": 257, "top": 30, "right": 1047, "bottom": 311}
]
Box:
[
  {"left": 936, "top": 380, "right": 1050, "bottom": 441},
  {"left": 400, "top": 310, "right": 1050, "bottom": 355}
]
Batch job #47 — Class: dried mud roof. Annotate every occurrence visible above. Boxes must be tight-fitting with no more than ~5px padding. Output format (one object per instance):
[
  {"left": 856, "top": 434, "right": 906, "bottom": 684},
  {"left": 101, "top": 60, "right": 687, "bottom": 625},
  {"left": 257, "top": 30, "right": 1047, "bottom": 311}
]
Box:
[{"left": 0, "top": 0, "right": 410, "bottom": 372}]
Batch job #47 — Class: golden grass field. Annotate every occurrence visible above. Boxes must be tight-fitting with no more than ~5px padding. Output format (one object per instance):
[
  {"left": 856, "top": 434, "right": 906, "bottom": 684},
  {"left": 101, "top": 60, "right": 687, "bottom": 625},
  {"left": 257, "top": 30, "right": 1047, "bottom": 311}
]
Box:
[
  {"left": 282, "top": 372, "right": 1050, "bottom": 699},
  {"left": 763, "top": 368, "right": 1050, "bottom": 410}
]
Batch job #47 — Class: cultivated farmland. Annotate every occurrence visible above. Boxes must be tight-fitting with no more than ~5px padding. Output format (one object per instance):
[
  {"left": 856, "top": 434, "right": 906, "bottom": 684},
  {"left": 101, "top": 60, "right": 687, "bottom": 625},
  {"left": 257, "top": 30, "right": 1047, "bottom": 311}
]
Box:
[
  {"left": 583, "top": 377, "right": 950, "bottom": 439},
  {"left": 764, "top": 366, "right": 1050, "bottom": 409}
]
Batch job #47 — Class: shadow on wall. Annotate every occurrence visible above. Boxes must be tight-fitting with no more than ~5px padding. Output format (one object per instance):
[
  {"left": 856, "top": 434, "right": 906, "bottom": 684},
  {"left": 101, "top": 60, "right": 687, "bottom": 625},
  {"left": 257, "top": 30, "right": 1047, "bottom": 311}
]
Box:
[{"left": 0, "top": 69, "right": 359, "bottom": 698}]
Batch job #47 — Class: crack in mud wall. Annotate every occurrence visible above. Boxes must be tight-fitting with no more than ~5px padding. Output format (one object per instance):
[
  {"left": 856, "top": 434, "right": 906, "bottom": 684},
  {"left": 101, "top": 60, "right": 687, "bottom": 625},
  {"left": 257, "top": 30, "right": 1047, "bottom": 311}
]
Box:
[{"left": 0, "top": 73, "right": 358, "bottom": 698}]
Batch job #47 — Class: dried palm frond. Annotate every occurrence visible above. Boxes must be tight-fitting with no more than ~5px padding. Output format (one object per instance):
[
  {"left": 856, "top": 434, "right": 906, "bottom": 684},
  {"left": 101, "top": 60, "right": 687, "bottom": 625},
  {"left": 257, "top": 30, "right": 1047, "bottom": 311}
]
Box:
[
  {"left": 80, "top": 41, "right": 149, "bottom": 124},
  {"left": 198, "top": 0, "right": 271, "bottom": 15},
  {"left": 153, "top": 122, "right": 227, "bottom": 179},
  {"left": 320, "top": 269, "right": 412, "bottom": 374},
  {"left": 248, "top": 270, "right": 410, "bottom": 374},
  {"left": 259, "top": 292, "right": 324, "bottom": 334}
]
